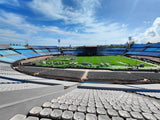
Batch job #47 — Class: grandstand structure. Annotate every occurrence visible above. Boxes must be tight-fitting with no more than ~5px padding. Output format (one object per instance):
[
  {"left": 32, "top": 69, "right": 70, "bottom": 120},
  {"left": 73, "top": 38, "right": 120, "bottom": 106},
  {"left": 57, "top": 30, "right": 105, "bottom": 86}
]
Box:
[
  {"left": 0, "top": 45, "right": 60, "bottom": 63},
  {"left": 62, "top": 48, "right": 83, "bottom": 56},
  {"left": 97, "top": 47, "right": 126, "bottom": 56},
  {"left": 62, "top": 46, "right": 127, "bottom": 56},
  {"left": 126, "top": 43, "right": 160, "bottom": 63},
  {"left": 62, "top": 43, "right": 160, "bottom": 58},
  {"left": 0, "top": 44, "right": 160, "bottom": 120}
]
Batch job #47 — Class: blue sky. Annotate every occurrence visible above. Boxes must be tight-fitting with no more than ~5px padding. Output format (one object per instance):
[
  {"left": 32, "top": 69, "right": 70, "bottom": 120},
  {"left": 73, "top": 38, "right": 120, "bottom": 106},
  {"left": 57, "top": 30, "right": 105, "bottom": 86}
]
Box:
[{"left": 0, "top": 0, "right": 160, "bottom": 46}]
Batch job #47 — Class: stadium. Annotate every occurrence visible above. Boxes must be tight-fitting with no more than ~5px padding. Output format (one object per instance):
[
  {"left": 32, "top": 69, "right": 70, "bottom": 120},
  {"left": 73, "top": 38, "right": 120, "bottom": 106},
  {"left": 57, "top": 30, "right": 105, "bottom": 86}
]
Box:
[{"left": 0, "top": 1, "right": 160, "bottom": 120}]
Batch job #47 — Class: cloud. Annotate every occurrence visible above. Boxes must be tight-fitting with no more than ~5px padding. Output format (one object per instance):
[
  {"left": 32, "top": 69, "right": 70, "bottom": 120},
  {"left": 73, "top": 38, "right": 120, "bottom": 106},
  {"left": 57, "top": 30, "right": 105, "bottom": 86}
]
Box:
[
  {"left": 0, "top": 29, "right": 28, "bottom": 44},
  {"left": 0, "top": 0, "right": 19, "bottom": 6},
  {"left": 134, "top": 17, "right": 160, "bottom": 43},
  {"left": 28, "top": 0, "right": 67, "bottom": 20},
  {"left": 28, "top": 0, "right": 101, "bottom": 24},
  {"left": 28, "top": 0, "right": 129, "bottom": 44},
  {"left": 0, "top": 0, "right": 129, "bottom": 46}
]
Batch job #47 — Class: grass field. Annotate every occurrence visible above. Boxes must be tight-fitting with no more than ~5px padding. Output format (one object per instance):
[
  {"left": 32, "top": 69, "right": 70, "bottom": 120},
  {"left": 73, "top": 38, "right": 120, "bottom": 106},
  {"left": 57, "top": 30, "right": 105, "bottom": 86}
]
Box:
[{"left": 35, "top": 55, "right": 158, "bottom": 69}]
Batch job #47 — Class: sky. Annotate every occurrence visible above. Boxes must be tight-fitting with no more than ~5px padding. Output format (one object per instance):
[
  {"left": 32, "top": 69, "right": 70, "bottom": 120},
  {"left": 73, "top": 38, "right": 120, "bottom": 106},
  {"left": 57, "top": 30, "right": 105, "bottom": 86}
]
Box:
[{"left": 0, "top": 0, "right": 160, "bottom": 46}]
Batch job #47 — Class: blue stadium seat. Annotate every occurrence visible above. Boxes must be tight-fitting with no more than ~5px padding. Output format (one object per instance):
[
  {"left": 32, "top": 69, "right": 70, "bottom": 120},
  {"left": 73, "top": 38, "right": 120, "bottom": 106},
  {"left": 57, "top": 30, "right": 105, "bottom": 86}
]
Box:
[
  {"left": 41, "top": 49, "right": 49, "bottom": 52},
  {"left": 48, "top": 49, "right": 59, "bottom": 52},
  {"left": 16, "top": 49, "right": 35, "bottom": 54},
  {"left": 10, "top": 45, "right": 27, "bottom": 49},
  {"left": 24, "top": 53, "right": 40, "bottom": 58},
  {"left": 145, "top": 48, "right": 157, "bottom": 51},
  {"left": 48, "top": 46, "right": 58, "bottom": 49},
  {"left": 97, "top": 48, "right": 127, "bottom": 55},
  {"left": 0, "top": 50, "right": 18, "bottom": 56},
  {"left": 0, "top": 46, "right": 4, "bottom": 49},
  {"left": 132, "top": 44, "right": 146, "bottom": 48},
  {"left": 0, "top": 57, "right": 15, "bottom": 63},
  {"left": 127, "top": 43, "right": 160, "bottom": 57},
  {"left": 32, "top": 46, "right": 45, "bottom": 49}
]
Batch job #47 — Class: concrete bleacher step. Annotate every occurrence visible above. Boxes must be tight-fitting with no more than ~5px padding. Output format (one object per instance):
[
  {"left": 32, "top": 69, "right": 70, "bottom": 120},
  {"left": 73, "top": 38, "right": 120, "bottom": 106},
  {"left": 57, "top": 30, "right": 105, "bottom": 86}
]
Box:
[
  {"left": 9, "top": 88, "right": 160, "bottom": 120},
  {"left": 29, "top": 106, "right": 42, "bottom": 116},
  {"left": 1, "top": 85, "right": 76, "bottom": 120},
  {"left": 50, "top": 109, "right": 62, "bottom": 119},
  {"left": 26, "top": 116, "right": 39, "bottom": 120},
  {"left": 0, "top": 85, "right": 63, "bottom": 106},
  {"left": 62, "top": 110, "right": 73, "bottom": 120},
  {"left": 74, "top": 112, "right": 85, "bottom": 120},
  {"left": 9, "top": 114, "right": 26, "bottom": 120},
  {"left": 39, "top": 108, "right": 52, "bottom": 118}
]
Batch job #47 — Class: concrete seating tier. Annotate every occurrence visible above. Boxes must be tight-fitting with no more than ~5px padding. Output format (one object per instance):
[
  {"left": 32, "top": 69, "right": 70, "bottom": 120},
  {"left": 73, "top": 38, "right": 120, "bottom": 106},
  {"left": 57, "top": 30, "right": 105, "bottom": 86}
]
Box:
[
  {"left": 0, "top": 83, "right": 50, "bottom": 92},
  {"left": 87, "top": 71, "right": 145, "bottom": 81},
  {"left": 10, "top": 88, "right": 160, "bottom": 120},
  {"left": 132, "top": 72, "right": 160, "bottom": 81},
  {"left": 136, "top": 92, "right": 160, "bottom": 99},
  {"left": 19, "top": 66, "right": 48, "bottom": 73},
  {"left": 0, "top": 62, "right": 77, "bottom": 90},
  {"left": 19, "top": 66, "right": 85, "bottom": 80},
  {"left": 40, "top": 69, "right": 84, "bottom": 79}
]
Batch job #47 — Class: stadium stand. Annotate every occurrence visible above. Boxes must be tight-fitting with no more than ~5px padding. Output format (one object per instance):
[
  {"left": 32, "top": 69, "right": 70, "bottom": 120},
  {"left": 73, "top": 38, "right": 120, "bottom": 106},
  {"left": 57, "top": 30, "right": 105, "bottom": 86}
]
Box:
[
  {"left": 10, "top": 88, "right": 160, "bottom": 120},
  {"left": 137, "top": 92, "right": 160, "bottom": 99},
  {"left": 34, "top": 46, "right": 60, "bottom": 55},
  {"left": 18, "top": 66, "right": 85, "bottom": 81},
  {"left": 87, "top": 71, "right": 145, "bottom": 82},
  {"left": 97, "top": 48, "right": 127, "bottom": 55},
  {"left": 0, "top": 45, "right": 60, "bottom": 63},
  {"left": 0, "top": 44, "right": 160, "bottom": 120},
  {"left": 0, "top": 62, "right": 77, "bottom": 86},
  {"left": 10, "top": 45, "right": 27, "bottom": 49},
  {"left": 15, "top": 49, "right": 35, "bottom": 54},
  {"left": 32, "top": 46, "right": 45, "bottom": 49},
  {"left": 62, "top": 49, "right": 83, "bottom": 55},
  {"left": 62, "top": 47, "right": 127, "bottom": 56},
  {"left": 16, "top": 65, "right": 160, "bottom": 84},
  {"left": 0, "top": 61, "right": 160, "bottom": 120},
  {"left": 0, "top": 56, "right": 16, "bottom": 63},
  {"left": 0, "top": 50, "right": 18, "bottom": 56},
  {"left": 126, "top": 43, "right": 160, "bottom": 58},
  {"left": 48, "top": 46, "right": 59, "bottom": 53}
]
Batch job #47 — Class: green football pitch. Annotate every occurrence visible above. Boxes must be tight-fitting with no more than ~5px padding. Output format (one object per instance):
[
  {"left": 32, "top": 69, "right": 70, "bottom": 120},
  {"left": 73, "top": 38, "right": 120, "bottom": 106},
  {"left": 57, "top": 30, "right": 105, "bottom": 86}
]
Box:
[{"left": 35, "top": 55, "right": 158, "bottom": 69}]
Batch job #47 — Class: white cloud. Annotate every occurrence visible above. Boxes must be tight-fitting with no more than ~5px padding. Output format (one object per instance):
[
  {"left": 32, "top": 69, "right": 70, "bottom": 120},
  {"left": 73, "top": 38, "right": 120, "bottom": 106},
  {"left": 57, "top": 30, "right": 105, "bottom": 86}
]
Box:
[
  {"left": 0, "top": 29, "right": 28, "bottom": 44},
  {"left": 28, "top": 0, "right": 67, "bottom": 20},
  {"left": 27, "top": 0, "right": 129, "bottom": 45},
  {"left": 134, "top": 17, "right": 160, "bottom": 43},
  {"left": 28, "top": 0, "right": 100, "bottom": 25},
  {"left": 0, "top": 0, "right": 130, "bottom": 46},
  {"left": 0, "top": 0, "right": 19, "bottom": 6}
]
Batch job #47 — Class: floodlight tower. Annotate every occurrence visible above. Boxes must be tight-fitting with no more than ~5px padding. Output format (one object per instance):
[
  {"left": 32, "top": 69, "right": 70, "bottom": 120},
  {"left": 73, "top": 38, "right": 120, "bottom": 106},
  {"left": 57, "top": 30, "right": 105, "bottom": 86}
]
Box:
[
  {"left": 128, "top": 36, "right": 132, "bottom": 49},
  {"left": 58, "top": 39, "right": 61, "bottom": 51},
  {"left": 25, "top": 40, "right": 29, "bottom": 46}
]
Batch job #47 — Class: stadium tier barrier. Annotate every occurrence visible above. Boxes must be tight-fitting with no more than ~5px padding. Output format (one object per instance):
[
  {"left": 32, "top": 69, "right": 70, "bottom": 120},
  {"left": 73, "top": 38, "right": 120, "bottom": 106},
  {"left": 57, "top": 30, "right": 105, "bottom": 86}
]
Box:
[
  {"left": 18, "top": 66, "right": 85, "bottom": 81},
  {"left": 16, "top": 65, "right": 160, "bottom": 83}
]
